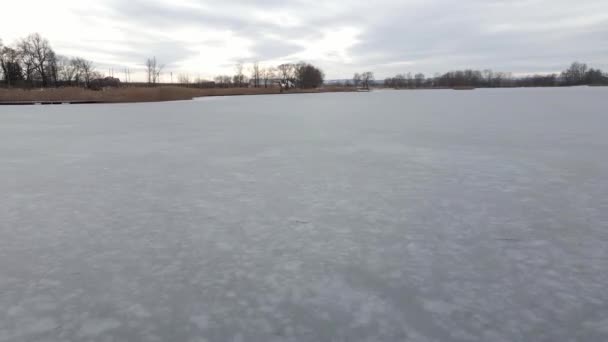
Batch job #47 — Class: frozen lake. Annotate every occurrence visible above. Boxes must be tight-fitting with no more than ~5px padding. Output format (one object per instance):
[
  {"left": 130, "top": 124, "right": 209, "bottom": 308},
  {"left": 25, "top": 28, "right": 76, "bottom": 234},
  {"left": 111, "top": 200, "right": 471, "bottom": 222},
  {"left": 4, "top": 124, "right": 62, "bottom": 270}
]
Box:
[{"left": 1, "top": 88, "right": 607, "bottom": 341}]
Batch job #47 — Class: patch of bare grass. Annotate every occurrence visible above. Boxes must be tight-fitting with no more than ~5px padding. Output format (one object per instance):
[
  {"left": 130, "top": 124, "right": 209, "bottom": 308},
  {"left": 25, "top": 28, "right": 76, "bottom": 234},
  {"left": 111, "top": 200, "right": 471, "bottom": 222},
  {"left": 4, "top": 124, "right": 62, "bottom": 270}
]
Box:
[{"left": 0, "top": 86, "right": 354, "bottom": 104}]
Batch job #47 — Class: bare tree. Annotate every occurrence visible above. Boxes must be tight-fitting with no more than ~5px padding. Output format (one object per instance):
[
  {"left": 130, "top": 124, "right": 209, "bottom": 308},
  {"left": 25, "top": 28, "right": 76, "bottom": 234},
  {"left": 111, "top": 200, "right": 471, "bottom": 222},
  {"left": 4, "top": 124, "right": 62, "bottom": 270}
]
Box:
[
  {"left": 277, "top": 63, "right": 294, "bottom": 84},
  {"left": 259, "top": 67, "right": 266, "bottom": 87},
  {"left": 214, "top": 75, "right": 232, "bottom": 88},
  {"left": 47, "top": 51, "right": 60, "bottom": 85},
  {"left": 405, "top": 72, "right": 413, "bottom": 88},
  {"left": 1, "top": 46, "right": 23, "bottom": 87},
  {"left": 178, "top": 73, "right": 191, "bottom": 84},
  {"left": 0, "top": 39, "right": 3, "bottom": 82},
  {"left": 214, "top": 75, "right": 223, "bottom": 87},
  {"left": 414, "top": 73, "right": 425, "bottom": 88},
  {"left": 482, "top": 69, "right": 493, "bottom": 87},
  {"left": 251, "top": 61, "right": 261, "bottom": 88},
  {"left": 155, "top": 61, "right": 163, "bottom": 83},
  {"left": 19, "top": 33, "right": 55, "bottom": 86},
  {"left": 72, "top": 57, "right": 95, "bottom": 88},
  {"left": 294, "top": 63, "right": 324, "bottom": 88},
  {"left": 262, "top": 67, "right": 276, "bottom": 88},
  {"left": 222, "top": 75, "right": 232, "bottom": 87},
  {"left": 395, "top": 74, "right": 406, "bottom": 88},
  {"left": 55, "top": 55, "right": 77, "bottom": 84},
  {"left": 123, "top": 68, "right": 131, "bottom": 84},
  {"left": 233, "top": 62, "right": 245, "bottom": 87},
  {"left": 293, "top": 61, "right": 307, "bottom": 88},
  {"left": 146, "top": 58, "right": 154, "bottom": 84},
  {"left": 353, "top": 73, "right": 362, "bottom": 87},
  {"left": 361, "top": 71, "right": 374, "bottom": 89},
  {"left": 562, "top": 61, "right": 588, "bottom": 85},
  {"left": 146, "top": 57, "right": 164, "bottom": 85}
]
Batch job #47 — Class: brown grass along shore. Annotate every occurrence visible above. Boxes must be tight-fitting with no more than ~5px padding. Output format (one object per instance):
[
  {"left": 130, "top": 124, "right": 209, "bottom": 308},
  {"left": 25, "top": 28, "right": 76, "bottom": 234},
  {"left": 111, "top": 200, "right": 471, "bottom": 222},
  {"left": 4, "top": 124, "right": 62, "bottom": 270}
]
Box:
[{"left": 0, "top": 86, "right": 354, "bottom": 104}]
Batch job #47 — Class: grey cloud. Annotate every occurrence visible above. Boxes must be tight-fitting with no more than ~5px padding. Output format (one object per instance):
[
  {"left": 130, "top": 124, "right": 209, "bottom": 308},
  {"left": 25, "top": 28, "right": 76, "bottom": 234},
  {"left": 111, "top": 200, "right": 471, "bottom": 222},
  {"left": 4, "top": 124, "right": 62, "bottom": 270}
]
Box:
[
  {"left": 250, "top": 39, "right": 303, "bottom": 61},
  {"left": 346, "top": 0, "right": 608, "bottom": 76},
  {"left": 53, "top": 0, "right": 608, "bottom": 78}
]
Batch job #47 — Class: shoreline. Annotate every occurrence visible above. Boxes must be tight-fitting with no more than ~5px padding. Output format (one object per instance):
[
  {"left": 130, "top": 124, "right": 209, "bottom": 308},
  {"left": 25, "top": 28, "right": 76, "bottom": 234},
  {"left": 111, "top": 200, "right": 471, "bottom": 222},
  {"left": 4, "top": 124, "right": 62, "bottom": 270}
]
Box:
[
  {"left": 2, "top": 85, "right": 605, "bottom": 106},
  {"left": 0, "top": 86, "right": 355, "bottom": 105}
]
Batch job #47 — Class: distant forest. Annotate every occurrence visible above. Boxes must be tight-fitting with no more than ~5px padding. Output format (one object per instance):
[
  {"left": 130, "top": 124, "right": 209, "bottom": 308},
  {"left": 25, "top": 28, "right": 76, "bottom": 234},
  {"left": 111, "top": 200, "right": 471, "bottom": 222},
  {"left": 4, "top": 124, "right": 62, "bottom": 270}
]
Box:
[
  {"left": 2, "top": 33, "right": 607, "bottom": 90},
  {"left": 379, "top": 62, "right": 608, "bottom": 89}
]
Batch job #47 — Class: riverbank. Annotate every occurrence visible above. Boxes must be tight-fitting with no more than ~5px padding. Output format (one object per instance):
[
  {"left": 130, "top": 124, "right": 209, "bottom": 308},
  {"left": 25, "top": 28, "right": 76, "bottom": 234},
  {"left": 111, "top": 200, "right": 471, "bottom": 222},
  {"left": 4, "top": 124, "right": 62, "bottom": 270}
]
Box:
[{"left": 0, "top": 86, "right": 354, "bottom": 104}]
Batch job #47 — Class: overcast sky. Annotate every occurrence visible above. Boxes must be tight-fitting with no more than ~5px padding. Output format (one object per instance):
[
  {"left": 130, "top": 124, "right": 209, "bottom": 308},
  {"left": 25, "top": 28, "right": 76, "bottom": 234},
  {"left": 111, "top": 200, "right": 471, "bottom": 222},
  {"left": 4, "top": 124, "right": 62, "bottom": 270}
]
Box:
[{"left": 1, "top": 0, "right": 607, "bottom": 80}]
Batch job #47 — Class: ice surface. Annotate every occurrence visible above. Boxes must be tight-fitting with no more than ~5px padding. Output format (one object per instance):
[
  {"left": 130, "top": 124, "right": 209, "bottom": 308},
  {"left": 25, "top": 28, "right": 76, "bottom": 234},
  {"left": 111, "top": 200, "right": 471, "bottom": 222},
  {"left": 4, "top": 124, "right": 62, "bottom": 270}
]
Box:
[{"left": 1, "top": 88, "right": 607, "bottom": 341}]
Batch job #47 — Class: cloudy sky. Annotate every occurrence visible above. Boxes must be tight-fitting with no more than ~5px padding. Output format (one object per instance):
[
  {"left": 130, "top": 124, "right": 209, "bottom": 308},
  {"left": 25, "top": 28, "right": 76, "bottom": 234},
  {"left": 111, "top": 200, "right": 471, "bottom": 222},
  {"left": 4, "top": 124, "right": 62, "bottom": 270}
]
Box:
[{"left": 1, "top": 0, "right": 607, "bottom": 81}]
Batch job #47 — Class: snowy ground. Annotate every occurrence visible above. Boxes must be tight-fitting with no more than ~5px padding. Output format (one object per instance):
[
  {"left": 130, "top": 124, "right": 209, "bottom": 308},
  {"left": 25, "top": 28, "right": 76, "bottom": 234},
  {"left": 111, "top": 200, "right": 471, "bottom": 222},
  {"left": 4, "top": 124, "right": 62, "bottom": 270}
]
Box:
[{"left": 1, "top": 88, "right": 607, "bottom": 341}]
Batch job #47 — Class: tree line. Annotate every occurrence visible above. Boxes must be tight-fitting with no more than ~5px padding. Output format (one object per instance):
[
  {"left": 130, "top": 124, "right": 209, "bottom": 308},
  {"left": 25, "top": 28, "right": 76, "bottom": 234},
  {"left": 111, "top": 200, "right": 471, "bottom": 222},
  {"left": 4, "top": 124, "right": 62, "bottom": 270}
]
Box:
[
  {"left": 165, "top": 61, "right": 325, "bottom": 89},
  {"left": 1, "top": 33, "right": 325, "bottom": 90},
  {"left": 208, "top": 61, "right": 324, "bottom": 89},
  {"left": 0, "top": 34, "right": 99, "bottom": 88},
  {"left": 3, "top": 33, "right": 606, "bottom": 90},
  {"left": 382, "top": 62, "right": 608, "bottom": 89}
]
